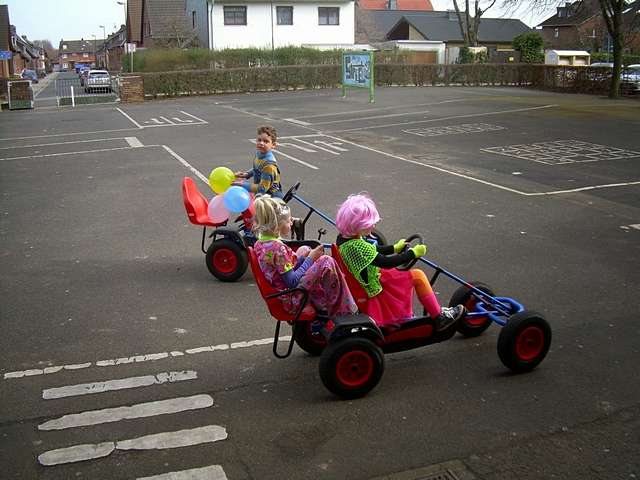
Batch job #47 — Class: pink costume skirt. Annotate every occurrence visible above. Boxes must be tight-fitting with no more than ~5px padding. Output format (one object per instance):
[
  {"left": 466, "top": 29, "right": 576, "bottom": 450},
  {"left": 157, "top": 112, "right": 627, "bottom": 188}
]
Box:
[{"left": 362, "top": 268, "right": 414, "bottom": 327}]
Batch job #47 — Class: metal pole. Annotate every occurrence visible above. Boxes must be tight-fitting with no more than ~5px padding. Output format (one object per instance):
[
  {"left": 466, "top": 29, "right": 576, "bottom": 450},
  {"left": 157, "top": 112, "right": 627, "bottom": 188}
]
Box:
[{"left": 270, "top": 0, "right": 275, "bottom": 64}]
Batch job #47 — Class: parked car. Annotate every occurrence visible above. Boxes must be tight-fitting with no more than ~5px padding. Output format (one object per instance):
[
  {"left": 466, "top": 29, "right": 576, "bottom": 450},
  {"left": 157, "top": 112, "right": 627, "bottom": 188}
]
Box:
[
  {"left": 621, "top": 64, "right": 640, "bottom": 93},
  {"left": 84, "top": 70, "right": 112, "bottom": 93},
  {"left": 589, "top": 62, "right": 614, "bottom": 68},
  {"left": 20, "top": 69, "right": 38, "bottom": 83}
]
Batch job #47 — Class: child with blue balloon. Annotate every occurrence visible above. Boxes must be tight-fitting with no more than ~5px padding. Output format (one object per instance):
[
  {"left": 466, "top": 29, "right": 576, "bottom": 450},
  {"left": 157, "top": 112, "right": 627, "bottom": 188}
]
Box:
[{"left": 235, "top": 125, "right": 283, "bottom": 198}]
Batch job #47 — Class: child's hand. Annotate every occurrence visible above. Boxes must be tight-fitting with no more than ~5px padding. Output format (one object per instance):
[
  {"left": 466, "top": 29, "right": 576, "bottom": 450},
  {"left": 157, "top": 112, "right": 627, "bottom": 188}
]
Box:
[
  {"left": 309, "top": 245, "right": 324, "bottom": 261},
  {"left": 234, "top": 171, "right": 247, "bottom": 179},
  {"left": 409, "top": 244, "right": 427, "bottom": 258},
  {"left": 393, "top": 238, "right": 406, "bottom": 253}
]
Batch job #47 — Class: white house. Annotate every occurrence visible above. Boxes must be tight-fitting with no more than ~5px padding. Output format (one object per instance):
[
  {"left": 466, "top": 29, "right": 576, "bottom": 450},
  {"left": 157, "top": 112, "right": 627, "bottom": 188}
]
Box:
[{"left": 205, "top": 0, "right": 355, "bottom": 50}]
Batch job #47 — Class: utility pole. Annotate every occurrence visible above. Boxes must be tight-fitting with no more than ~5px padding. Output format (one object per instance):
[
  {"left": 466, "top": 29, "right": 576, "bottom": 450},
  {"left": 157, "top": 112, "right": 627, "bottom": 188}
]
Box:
[{"left": 99, "top": 25, "right": 107, "bottom": 69}]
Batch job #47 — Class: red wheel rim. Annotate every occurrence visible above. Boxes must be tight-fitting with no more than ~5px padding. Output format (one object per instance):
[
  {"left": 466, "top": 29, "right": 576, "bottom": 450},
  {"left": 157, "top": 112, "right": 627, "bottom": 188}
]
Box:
[
  {"left": 515, "top": 326, "right": 545, "bottom": 361},
  {"left": 336, "top": 350, "right": 374, "bottom": 388},
  {"left": 464, "top": 296, "right": 489, "bottom": 327},
  {"left": 212, "top": 248, "right": 238, "bottom": 274}
]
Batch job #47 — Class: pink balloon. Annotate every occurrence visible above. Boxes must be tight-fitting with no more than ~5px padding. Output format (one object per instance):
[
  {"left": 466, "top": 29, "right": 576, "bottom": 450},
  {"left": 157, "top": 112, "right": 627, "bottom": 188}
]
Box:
[{"left": 208, "top": 195, "right": 230, "bottom": 224}]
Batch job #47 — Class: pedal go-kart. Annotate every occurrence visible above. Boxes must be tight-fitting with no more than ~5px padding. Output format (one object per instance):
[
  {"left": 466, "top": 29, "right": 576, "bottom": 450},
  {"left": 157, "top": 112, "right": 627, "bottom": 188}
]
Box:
[
  {"left": 181, "top": 179, "right": 385, "bottom": 282},
  {"left": 248, "top": 233, "right": 552, "bottom": 399}
]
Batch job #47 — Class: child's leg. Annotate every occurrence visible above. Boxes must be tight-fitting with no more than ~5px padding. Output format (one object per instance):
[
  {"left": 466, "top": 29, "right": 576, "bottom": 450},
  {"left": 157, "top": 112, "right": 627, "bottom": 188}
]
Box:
[
  {"left": 299, "top": 256, "right": 357, "bottom": 316},
  {"left": 410, "top": 269, "right": 441, "bottom": 319}
]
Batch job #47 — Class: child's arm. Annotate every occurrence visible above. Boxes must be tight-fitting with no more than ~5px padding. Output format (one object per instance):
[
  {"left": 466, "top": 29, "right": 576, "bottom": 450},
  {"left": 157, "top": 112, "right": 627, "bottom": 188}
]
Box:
[
  {"left": 248, "top": 163, "right": 277, "bottom": 195},
  {"left": 281, "top": 257, "right": 314, "bottom": 288}
]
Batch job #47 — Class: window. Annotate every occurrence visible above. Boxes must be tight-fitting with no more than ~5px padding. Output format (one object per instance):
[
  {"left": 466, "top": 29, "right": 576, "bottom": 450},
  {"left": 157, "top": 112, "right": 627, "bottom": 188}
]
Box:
[
  {"left": 554, "top": 28, "right": 559, "bottom": 38},
  {"left": 62, "top": 44, "right": 67, "bottom": 50},
  {"left": 277, "top": 6, "right": 293, "bottom": 25},
  {"left": 224, "top": 6, "right": 247, "bottom": 25},
  {"left": 318, "top": 7, "right": 339, "bottom": 25},
  {"left": 83, "top": 52, "right": 89, "bottom": 58},
  {"left": 192, "top": 11, "right": 196, "bottom": 28},
  {"left": 61, "top": 53, "right": 67, "bottom": 59}
]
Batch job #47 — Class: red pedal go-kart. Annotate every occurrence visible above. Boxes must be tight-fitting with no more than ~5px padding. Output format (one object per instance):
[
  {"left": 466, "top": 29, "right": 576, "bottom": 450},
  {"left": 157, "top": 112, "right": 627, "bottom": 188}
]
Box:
[{"left": 248, "top": 233, "right": 552, "bottom": 399}]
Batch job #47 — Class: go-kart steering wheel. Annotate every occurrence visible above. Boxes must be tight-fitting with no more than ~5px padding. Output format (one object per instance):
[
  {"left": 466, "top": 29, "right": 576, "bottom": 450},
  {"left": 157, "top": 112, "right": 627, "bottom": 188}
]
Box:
[
  {"left": 283, "top": 181, "right": 301, "bottom": 203},
  {"left": 396, "top": 234, "right": 424, "bottom": 271}
]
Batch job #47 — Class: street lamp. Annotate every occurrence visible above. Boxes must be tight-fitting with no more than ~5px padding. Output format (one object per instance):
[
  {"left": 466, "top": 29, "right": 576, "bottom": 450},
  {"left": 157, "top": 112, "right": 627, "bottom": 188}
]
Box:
[
  {"left": 117, "top": 1, "right": 127, "bottom": 26},
  {"left": 99, "top": 25, "right": 106, "bottom": 69},
  {"left": 91, "top": 34, "right": 97, "bottom": 67}
]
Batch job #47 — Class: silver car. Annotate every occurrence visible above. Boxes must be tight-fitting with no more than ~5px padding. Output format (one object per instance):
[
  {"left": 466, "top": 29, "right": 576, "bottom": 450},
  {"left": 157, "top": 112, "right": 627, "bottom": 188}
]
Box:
[
  {"left": 621, "top": 65, "right": 640, "bottom": 93},
  {"left": 84, "top": 70, "right": 112, "bottom": 93}
]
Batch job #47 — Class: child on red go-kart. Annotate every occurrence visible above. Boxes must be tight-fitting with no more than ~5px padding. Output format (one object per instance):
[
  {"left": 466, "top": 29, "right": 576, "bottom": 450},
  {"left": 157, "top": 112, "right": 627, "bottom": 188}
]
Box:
[
  {"left": 253, "top": 196, "right": 358, "bottom": 317},
  {"left": 336, "top": 193, "right": 465, "bottom": 330}
]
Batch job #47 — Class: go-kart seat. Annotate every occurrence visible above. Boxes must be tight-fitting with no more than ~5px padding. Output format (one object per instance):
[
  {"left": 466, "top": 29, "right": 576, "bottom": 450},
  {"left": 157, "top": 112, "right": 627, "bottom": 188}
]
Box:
[
  {"left": 331, "top": 244, "right": 370, "bottom": 314},
  {"left": 182, "top": 176, "right": 218, "bottom": 227},
  {"left": 247, "top": 247, "right": 316, "bottom": 322}
]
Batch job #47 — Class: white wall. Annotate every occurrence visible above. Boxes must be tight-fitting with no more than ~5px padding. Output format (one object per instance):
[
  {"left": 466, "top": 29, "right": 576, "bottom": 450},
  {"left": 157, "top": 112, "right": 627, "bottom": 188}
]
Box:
[{"left": 211, "top": 2, "right": 354, "bottom": 50}]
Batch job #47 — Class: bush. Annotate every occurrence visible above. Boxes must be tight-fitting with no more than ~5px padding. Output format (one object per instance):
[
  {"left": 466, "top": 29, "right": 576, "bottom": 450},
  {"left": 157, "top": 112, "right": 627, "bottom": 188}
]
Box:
[{"left": 513, "top": 32, "right": 544, "bottom": 63}]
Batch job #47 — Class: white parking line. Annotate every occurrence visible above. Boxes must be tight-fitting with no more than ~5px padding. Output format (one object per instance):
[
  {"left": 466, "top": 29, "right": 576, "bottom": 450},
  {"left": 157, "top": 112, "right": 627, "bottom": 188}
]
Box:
[
  {"left": 38, "top": 425, "right": 227, "bottom": 466},
  {"left": 42, "top": 370, "right": 198, "bottom": 400},
  {"left": 0, "top": 128, "right": 136, "bottom": 142},
  {"left": 0, "top": 145, "right": 142, "bottom": 162},
  {"left": 0, "top": 137, "right": 128, "bottom": 150},
  {"left": 162, "top": 145, "right": 209, "bottom": 183},
  {"left": 3, "top": 335, "right": 291, "bottom": 380},
  {"left": 322, "top": 133, "right": 640, "bottom": 196},
  {"left": 116, "top": 107, "right": 144, "bottom": 129},
  {"left": 125, "top": 136, "right": 145, "bottom": 148},
  {"left": 38, "top": 394, "right": 213, "bottom": 431},
  {"left": 180, "top": 110, "right": 207, "bottom": 123},
  {"left": 138, "top": 465, "right": 228, "bottom": 480}
]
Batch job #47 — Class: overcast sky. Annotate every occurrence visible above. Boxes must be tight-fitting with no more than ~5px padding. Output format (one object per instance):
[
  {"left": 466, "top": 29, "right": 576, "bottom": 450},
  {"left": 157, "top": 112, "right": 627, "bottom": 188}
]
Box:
[{"left": 3, "top": 0, "right": 555, "bottom": 46}]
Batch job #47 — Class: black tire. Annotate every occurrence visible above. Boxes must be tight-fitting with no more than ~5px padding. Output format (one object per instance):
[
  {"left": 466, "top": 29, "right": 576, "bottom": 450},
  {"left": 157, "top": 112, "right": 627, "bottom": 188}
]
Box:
[
  {"left": 497, "top": 311, "right": 551, "bottom": 373},
  {"left": 319, "top": 337, "right": 384, "bottom": 399},
  {"left": 293, "top": 321, "right": 326, "bottom": 356},
  {"left": 205, "top": 238, "right": 248, "bottom": 282},
  {"left": 449, "top": 282, "right": 496, "bottom": 337}
]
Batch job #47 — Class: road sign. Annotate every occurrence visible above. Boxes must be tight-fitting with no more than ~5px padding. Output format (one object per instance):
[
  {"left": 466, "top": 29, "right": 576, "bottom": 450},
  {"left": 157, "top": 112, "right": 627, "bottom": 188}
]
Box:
[
  {"left": 0, "top": 50, "right": 12, "bottom": 60},
  {"left": 125, "top": 43, "right": 136, "bottom": 54}
]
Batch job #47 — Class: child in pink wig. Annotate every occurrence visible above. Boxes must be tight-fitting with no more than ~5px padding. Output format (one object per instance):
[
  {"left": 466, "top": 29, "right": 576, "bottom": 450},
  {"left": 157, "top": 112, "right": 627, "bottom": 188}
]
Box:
[{"left": 335, "top": 193, "right": 465, "bottom": 329}]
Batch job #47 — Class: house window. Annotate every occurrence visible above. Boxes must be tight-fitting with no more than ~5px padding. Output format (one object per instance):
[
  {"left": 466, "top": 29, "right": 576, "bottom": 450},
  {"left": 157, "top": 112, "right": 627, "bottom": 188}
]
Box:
[
  {"left": 277, "top": 6, "right": 293, "bottom": 25},
  {"left": 224, "top": 6, "right": 247, "bottom": 25},
  {"left": 62, "top": 53, "right": 68, "bottom": 59},
  {"left": 62, "top": 44, "right": 67, "bottom": 50},
  {"left": 554, "top": 28, "right": 559, "bottom": 38},
  {"left": 83, "top": 52, "right": 89, "bottom": 58},
  {"left": 318, "top": 7, "right": 339, "bottom": 25},
  {"left": 192, "top": 11, "right": 196, "bottom": 28}
]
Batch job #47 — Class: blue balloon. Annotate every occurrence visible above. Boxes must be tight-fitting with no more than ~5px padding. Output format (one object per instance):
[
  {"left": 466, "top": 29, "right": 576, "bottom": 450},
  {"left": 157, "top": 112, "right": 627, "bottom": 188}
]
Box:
[{"left": 223, "top": 186, "right": 251, "bottom": 213}]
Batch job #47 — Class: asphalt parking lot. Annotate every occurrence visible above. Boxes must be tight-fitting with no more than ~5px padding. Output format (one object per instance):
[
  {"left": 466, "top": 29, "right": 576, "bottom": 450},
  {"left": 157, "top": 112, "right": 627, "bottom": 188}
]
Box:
[{"left": 1, "top": 86, "right": 639, "bottom": 480}]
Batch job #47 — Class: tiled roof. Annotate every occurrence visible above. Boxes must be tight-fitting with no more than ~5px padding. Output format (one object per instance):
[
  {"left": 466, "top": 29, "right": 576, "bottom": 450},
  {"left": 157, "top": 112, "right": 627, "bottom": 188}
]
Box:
[
  {"left": 58, "top": 39, "right": 95, "bottom": 53},
  {"left": 359, "top": 0, "right": 433, "bottom": 10},
  {"left": 391, "top": 13, "right": 531, "bottom": 42},
  {"left": 146, "top": 0, "right": 191, "bottom": 39},
  {"left": 537, "top": 0, "right": 598, "bottom": 27}
]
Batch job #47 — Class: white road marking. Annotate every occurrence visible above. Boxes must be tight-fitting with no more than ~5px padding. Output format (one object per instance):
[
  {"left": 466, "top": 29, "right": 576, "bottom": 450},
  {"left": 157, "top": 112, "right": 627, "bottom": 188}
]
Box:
[
  {"left": 278, "top": 141, "right": 317, "bottom": 153},
  {"left": 38, "top": 394, "right": 213, "bottom": 431},
  {"left": 0, "top": 137, "right": 127, "bottom": 150},
  {"left": 38, "top": 425, "right": 227, "bottom": 466},
  {"left": 275, "top": 149, "right": 319, "bottom": 169},
  {"left": 125, "top": 137, "right": 144, "bottom": 148},
  {"left": 116, "top": 107, "right": 144, "bottom": 129},
  {"left": 325, "top": 105, "right": 558, "bottom": 133},
  {"left": 3, "top": 336, "right": 291, "bottom": 380},
  {"left": 180, "top": 110, "right": 207, "bottom": 123},
  {"left": 284, "top": 118, "right": 311, "bottom": 126},
  {"left": 173, "top": 117, "right": 193, "bottom": 123},
  {"left": 620, "top": 224, "right": 640, "bottom": 230},
  {"left": 42, "top": 370, "right": 198, "bottom": 400},
  {"left": 0, "top": 146, "right": 143, "bottom": 161},
  {"left": 0, "top": 127, "right": 136, "bottom": 142},
  {"left": 138, "top": 465, "right": 228, "bottom": 480},
  {"left": 294, "top": 138, "right": 340, "bottom": 155},
  {"left": 312, "top": 109, "right": 431, "bottom": 125},
  {"left": 160, "top": 116, "right": 177, "bottom": 125},
  {"left": 322, "top": 133, "right": 640, "bottom": 196},
  {"left": 221, "top": 104, "right": 275, "bottom": 122},
  {"left": 162, "top": 145, "right": 209, "bottom": 184}
]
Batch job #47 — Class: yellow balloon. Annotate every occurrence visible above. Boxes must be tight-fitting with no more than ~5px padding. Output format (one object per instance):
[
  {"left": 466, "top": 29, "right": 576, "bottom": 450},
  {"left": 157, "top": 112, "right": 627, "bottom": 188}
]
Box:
[{"left": 208, "top": 167, "right": 235, "bottom": 194}]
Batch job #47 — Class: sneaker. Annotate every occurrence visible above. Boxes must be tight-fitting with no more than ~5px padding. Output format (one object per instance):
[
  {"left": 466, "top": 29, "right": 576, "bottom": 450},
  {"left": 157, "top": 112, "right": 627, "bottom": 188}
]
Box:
[{"left": 435, "top": 305, "right": 466, "bottom": 331}]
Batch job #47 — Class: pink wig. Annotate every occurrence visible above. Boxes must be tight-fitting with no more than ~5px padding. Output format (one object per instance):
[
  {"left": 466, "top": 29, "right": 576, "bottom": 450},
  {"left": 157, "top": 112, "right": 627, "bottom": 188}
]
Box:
[{"left": 336, "top": 193, "right": 380, "bottom": 237}]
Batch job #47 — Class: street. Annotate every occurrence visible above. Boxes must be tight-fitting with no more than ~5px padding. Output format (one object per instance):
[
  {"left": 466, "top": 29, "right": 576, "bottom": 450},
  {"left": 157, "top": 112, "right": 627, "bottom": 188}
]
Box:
[{"left": 0, "top": 86, "right": 639, "bottom": 480}]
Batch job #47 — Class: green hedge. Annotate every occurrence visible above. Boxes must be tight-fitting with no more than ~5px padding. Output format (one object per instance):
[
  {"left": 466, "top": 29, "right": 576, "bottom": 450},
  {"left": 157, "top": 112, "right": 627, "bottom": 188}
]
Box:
[{"left": 131, "top": 63, "right": 630, "bottom": 98}]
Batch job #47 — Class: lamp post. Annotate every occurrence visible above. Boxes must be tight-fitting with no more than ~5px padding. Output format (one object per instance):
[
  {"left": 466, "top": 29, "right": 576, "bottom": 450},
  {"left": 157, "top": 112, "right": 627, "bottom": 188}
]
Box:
[
  {"left": 117, "top": 1, "right": 127, "bottom": 26},
  {"left": 91, "top": 34, "right": 97, "bottom": 68},
  {"left": 99, "top": 25, "right": 107, "bottom": 69}
]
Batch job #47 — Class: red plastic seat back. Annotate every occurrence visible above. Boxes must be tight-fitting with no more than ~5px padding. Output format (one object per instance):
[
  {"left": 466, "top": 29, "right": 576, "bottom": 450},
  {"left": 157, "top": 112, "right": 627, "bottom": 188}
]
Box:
[
  {"left": 331, "top": 244, "right": 370, "bottom": 313},
  {"left": 247, "top": 247, "right": 316, "bottom": 322},
  {"left": 182, "top": 177, "right": 218, "bottom": 227}
]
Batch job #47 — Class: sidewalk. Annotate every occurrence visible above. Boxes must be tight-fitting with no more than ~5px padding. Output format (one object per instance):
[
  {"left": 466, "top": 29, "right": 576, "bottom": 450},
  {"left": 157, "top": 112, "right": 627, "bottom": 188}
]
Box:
[
  {"left": 372, "top": 404, "right": 640, "bottom": 480},
  {"left": 32, "top": 70, "right": 58, "bottom": 98}
]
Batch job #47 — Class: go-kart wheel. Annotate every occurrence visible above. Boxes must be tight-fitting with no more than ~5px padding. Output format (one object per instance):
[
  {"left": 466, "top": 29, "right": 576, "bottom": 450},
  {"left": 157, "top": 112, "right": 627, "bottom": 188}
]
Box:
[
  {"left": 396, "top": 234, "right": 423, "bottom": 271},
  {"left": 366, "top": 228, "right": 388, "bottom": 247},
  {"left": 283, "top": 181, "right": 301, "bottom": 203},
  {"left": 319, "top": 337, "right": 384, "bottom": 399},
  {"left": 293, "top": 321, "right": 326, "bottom": 356},
  {"left": 497, "top": 311, "right": 551, "bottom": 373},
  {"left": 449, "top": 282, "right": 496, "bottom": 337},
  {"left": 205, "top": 238, "right": 248, "bottom": 282}
]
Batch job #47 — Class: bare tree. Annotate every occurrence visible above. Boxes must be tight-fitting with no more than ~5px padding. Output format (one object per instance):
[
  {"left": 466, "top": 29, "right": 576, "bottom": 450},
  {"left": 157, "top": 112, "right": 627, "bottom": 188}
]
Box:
[
  {"left": 156, "top": 18, "right": 198, "bottom": 49},
  {"left": 452, "top": 0, "right": 499, "bottom": 46},
  {"left": 32, "top": 39, "right": 57, "bottom": 59}
]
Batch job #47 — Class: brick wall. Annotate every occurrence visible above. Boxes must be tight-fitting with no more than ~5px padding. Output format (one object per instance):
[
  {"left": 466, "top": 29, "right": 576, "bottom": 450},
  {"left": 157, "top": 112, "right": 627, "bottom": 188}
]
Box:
[{"left": 119, "top": 75, "right": 144, "bottom": 102}]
